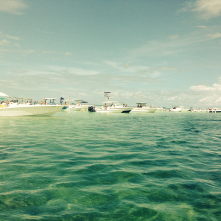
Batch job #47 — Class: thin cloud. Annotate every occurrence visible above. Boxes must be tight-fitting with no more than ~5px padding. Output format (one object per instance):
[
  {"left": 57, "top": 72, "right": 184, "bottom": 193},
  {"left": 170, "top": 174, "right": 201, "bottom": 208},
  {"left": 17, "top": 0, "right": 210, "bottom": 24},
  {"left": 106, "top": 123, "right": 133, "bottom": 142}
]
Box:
[
  {"left": 43, "top": 51, "right": 58, "bottom": 54},
  {"left": 48, "top": 66, "right": 99, "bottom": 76},
  {"left": 0, "top": 39, "right": 11, "bottom": 46},
  {"left": 169, "top": 35, "right": 179, "bottom": 39},
  {"left": 0, "top": 0, "right": 28, "bottom": 15},
  {"left": 152, "top": 65, "right": 178, "bottom": 72},
  {"left": 190, "top": 83, "right": 221, "bottom": 91},
  {"left": 207, "top": 33, "right": 221, "bottom": 39},
  {"left": 43, "top": 51, "right": 73, "bottom": 56},
  {"left": 130, "top": 34, "right": 208, "bottom": 59},
  {"left": 0, "top": 48, "right": 36, "bottom": 54},
  {"left": 130, "top": 29, "right": 221, "bottom": 61},
  {"left": 198, "top": 96, "right": 215, "bottom": 105},
  {"left": 0, "top": 32, "right": 22, "bottom": 53},
  {"left": 105, "top": 61, "right": 179, "bottom": 80},
  {"left": 189, "top": 80, "right": 221, "bottom": 107},
  {"left": 215, "top": 97, "right": 221, "bottom": 103},
  {"left": 5, "top": 34, "right": 21, "bottom": 40},
  {"left": 193, "top": 0, "right": 221, "bottom": 19},
  {"left": 65, "top": 52, "right": 73, "bottom": 55},
  {"left": 22, "top": 49, "right": 36, "bottom": 54},
  {"left": 199, "top": 95, "right": 221, "bottom": 106},
  {"left": 167, "top": 96, "right": 180, "bottom": 101},
  {"left": 0, "top": 32, "right": 21, "bottom": 40},
  {"left": 104, "top": 61, "right": 159, "bottom": 78},
  {"left": 195, "top": 25, "right": 207, "bottom": 28}
]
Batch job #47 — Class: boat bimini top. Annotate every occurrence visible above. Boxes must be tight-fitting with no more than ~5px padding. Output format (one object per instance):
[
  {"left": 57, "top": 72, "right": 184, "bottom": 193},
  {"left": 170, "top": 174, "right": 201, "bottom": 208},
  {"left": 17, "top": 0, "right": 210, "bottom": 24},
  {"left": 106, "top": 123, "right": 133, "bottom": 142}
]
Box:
[
  {"left": 0, "top": 92, "right": 9, "bottom": 100},
  {"left": 75, "top": 100, "right": 88, "bottom": 104},
  {"left": 136, "top": 102, "right": 147, "bottom": 107}
]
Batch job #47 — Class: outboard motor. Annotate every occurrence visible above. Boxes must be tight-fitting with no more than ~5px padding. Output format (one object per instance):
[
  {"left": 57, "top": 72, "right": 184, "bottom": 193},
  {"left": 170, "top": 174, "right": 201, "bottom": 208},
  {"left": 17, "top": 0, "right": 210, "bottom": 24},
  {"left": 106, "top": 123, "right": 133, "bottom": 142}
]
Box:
[{"left": 88, "top": 106, "right": 96, "bottom": 112}]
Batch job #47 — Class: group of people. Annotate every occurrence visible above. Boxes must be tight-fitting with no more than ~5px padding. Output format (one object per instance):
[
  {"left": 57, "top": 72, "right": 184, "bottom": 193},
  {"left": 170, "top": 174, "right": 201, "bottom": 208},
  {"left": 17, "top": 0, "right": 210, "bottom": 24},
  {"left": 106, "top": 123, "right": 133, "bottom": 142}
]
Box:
[
  {"left": 0, "top": 100, "right": 48, "bottom": 106},
  {"left": 34, "top": 101, "right": 46, "bottom": 105},
  {"left": 1, "top": 100, "right": 10, "bottom": 107}
]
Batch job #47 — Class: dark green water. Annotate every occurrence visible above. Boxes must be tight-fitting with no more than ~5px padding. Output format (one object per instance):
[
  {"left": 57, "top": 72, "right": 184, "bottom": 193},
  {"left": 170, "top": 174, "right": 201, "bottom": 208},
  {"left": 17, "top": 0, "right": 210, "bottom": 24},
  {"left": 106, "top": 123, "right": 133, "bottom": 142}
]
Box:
[{"left": 0, "top": 111, "right": 221, "bottom": 220}]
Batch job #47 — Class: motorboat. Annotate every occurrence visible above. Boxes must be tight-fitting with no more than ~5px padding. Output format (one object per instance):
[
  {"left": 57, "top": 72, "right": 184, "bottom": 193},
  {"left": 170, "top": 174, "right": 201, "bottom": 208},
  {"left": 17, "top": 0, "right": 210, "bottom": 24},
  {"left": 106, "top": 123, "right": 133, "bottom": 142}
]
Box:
[
  {"left": 208, "top": 108, "right": 221, "bottom": 113},
  {"left": 0, "top": 94, "right": 64, "bottom": 117},
  {"left": 155, "top": 107, "right": 165, "bottom": 111},
  {"left": 169, "top": 106, "right": 182, "bottom": 112},
  {"left": 131, "top": 103, "right": 157, "bottom": 113},
  {"left": 60, "top": 98, "right": 89, "bottom": 112},
  {"left": 88, "top": 92, "right": 133, "bottom": 113},
  {"left": 174, "top": 106, "right": 190, "bottom": 113},
  {"left": 91, "top": 102, "right": 133, "bottom": 113},
  {"left": 72, "top": 100, "right": 89, "bottom": 111},
  {"left": 188, "top": 107, "right": 207, "bottom": 112}
]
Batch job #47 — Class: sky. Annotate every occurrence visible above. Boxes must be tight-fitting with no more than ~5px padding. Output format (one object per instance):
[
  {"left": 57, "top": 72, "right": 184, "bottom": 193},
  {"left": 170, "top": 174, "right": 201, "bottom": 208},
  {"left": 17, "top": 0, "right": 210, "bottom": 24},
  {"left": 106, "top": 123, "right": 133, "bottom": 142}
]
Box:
[{"left": 0, "top": 0, "right": 221, "bottom": 108}]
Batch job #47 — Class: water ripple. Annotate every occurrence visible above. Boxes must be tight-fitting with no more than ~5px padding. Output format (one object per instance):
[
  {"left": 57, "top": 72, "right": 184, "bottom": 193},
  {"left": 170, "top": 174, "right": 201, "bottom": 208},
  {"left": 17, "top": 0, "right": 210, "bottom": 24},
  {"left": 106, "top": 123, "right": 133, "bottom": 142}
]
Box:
[{"left": 1, "top": 112, "right": 221, "bottom": 220}]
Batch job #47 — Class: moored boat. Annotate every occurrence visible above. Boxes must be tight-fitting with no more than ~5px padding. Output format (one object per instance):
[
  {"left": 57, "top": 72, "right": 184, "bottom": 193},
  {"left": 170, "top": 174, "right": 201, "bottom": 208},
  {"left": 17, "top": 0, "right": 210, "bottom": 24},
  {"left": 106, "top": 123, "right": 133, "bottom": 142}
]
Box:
[
  {"left": 0, "top": 94, "right": 64, "bottom": 116},
  {"left": 72, "top": 100, "right": 89, "bottom": 111},
  {"left": 208, "top": 108, "right": 221, "bottom": 113},
  {"left": 131, "top": 102, "right": 157, "bottom": 113},
  {"left": 88, "top": 92, "right": 133, "bottom": 113},
  {"left": 169, "top": 106, "right": 182, "bottom": 112}
]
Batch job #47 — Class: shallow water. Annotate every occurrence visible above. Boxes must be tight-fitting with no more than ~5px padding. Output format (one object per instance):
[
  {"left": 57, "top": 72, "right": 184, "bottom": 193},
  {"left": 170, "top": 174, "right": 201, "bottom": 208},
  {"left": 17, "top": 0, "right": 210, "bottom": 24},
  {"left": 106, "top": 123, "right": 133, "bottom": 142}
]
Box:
[{"left": 0, "top": 111, "right": 221, "bottom": 220}]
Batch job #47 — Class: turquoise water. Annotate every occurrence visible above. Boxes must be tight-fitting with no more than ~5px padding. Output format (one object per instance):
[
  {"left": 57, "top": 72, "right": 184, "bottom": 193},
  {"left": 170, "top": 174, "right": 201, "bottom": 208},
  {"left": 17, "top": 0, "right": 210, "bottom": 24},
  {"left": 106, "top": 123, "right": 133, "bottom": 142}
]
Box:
[{"left": 0, "top": 111, "right": 221, "bottom": 220}]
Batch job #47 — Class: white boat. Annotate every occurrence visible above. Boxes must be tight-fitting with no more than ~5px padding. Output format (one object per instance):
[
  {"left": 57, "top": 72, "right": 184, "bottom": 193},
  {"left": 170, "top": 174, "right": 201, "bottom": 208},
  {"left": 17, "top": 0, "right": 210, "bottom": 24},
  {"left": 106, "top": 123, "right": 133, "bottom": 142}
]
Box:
[
  {"left": 0, "top": 94, "right": 64, "bottom": 117},
  {"left": 208, "top": 108, "right": 221, "bottom": 113},
  {"left": 72, "top": 100, "right": 89, "bottom": 111},
  {"left": 88, "top": 92, "right": 133, "bottom": 113},
  {"left": 155, "top": 107, "right": 164, "bottom": 111},
  {"left": 60, "top": 98, "right": 89, "bottom": 112},
  {"left": 176, "top": 106, "right": 190, "bottom": 112},
  {"left": 189, "top": 108, "right": 207, "bottom": 113},
  {"left": 169, "top": 106, "right": 182, "bottom": 112},
  {"left": 131, "top": 103, "right": 157, "bottom": 113}
]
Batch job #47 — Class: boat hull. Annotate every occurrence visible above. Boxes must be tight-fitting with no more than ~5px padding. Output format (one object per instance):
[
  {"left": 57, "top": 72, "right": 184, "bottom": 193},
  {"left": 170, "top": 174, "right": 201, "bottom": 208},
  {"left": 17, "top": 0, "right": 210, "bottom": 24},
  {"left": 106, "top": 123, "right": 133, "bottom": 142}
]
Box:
[
  {"left": 169, "top": 108, "right": 182, "bottom": 112},
  {"left": 96, "top": 107, "right": 133, "bottom": 113},
  {"left": 0, "top": 105, "right": 64, "bottom": 116},
  {"left": 72, "top": 105, "right": 89, "bottom": 111},
  {"left": 181, "top": 109, "right": 190, "bottom": 112},
  {"left": 208, "top": 109, "right": 221, "bottom": 113},
  {"left": 131, "top": 108, "right": 157, "bottom": 113}
]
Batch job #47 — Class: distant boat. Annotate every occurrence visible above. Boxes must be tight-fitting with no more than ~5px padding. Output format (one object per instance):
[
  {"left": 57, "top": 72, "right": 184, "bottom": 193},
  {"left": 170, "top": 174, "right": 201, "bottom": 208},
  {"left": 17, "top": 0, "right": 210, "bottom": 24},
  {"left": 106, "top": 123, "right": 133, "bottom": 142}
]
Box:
[
  {"left": 190, "top": 108, "right": 207, "bottom": 113},
  {"left": 131, "top": 102, "right": 157, "bottom": 113},
  {"left": 208, "top": 108, "right": 221, "bottom": 113},
  {"left": 88, "top": 92, "right": 133, "bottom": 113},
  {"left": 169, "top": 106, "right": 182, "bottom": 112},
  {"left": 72, "top": 100, "right": 89, "bottom": 111},
  {"left": 0, "top": 94, "right": 64, "bottom": 117}
]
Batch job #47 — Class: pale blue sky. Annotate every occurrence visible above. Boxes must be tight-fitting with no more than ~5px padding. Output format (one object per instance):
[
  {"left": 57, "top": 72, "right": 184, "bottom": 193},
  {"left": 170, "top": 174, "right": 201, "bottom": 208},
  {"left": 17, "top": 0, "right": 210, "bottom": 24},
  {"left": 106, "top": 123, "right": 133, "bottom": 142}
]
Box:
[{"left": 0, "top": 0, "right": 221, "bottom": 108}]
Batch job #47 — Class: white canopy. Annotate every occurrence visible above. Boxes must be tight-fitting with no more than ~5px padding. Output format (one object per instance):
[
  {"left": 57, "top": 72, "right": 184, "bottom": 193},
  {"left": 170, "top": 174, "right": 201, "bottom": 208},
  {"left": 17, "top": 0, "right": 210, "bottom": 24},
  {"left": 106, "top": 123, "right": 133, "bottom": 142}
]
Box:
[{"left": 0, "top": 92, "right": 8, "bottom": 97}]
